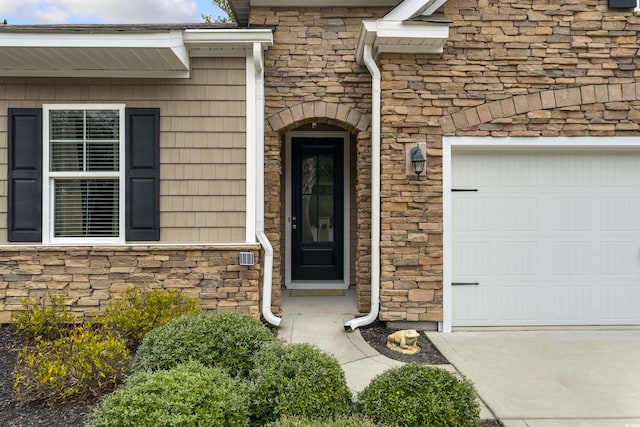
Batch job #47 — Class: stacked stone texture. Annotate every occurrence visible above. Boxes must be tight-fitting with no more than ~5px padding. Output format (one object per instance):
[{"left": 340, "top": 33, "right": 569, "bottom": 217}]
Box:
[
  {"left": 251, "top": 7, "right": 389, "bottom": 313},
  {"left": 377, "top": 0, "right": 640, "bottom": 321},
  {"left": 0, "top": 246, "right": 261, "bottom": 322},
  {"left": 253, "top": 1, "right": 640, "bottom": 323}
]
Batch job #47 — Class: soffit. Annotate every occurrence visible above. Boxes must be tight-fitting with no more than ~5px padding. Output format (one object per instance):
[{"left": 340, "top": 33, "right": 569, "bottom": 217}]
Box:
[{"left": 0, "top": 25, "right": 272, "bottom": 78}]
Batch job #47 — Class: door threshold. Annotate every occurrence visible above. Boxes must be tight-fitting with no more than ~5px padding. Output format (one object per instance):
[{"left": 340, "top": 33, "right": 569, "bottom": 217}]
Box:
[{"left": 286, "top": 280, "right": 349, "bottom": 290}]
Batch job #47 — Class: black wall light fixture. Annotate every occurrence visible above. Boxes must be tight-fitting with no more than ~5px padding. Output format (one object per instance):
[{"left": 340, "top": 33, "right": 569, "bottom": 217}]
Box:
[{"left": 410, "top": 144, "right": 425, "bottom": 176}]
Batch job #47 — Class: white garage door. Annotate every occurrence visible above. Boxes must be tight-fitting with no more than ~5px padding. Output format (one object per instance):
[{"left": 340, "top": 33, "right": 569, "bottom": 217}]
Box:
[{"left": 453, "top": 149, "right": 640, "bottom": 327}]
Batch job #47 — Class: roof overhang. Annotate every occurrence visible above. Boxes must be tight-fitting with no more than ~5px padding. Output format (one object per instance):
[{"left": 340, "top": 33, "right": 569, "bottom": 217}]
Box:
[
  {"left": 355, "top": 18, "right": 449, "bottom": 63},
  {"left": 0, "top": 26, "right": 272, "bottom": 78}
]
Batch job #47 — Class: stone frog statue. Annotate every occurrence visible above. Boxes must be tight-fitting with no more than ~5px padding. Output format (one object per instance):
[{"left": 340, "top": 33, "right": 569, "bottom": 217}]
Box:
[{"left": 386, "top": 329, "right": 421, "bottom": 355}]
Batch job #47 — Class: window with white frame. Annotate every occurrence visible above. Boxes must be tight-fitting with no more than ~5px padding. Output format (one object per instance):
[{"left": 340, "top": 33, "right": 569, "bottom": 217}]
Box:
[{"left": 44, "top": 105, "right": 125, "bottom": 243}]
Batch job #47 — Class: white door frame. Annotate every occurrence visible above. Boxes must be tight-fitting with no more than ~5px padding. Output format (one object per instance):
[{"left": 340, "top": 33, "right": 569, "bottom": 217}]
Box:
[
  {"left": 442, "top": 136, "right": 640, "bottom": 332},
  {"left": 285, "top": 131, "right": 351, "bottom": 289}
]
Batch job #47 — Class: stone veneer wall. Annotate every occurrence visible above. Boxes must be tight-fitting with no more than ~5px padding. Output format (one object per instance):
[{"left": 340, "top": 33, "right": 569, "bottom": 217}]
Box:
[
  {"left": 251, "top": 7, "right": 391, "bottom": 313},
  {"left": 376, "top": 0, "right": 640, "bottom": 321},
  {"left": 0, "top": 245, "right": 261, "bottom": 322}
]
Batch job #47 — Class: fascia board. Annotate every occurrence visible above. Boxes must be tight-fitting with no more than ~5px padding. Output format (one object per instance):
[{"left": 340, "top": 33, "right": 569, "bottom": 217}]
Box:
[
  {"left": 375, "top": 20, "right": 449, "bottom": 40},
  {"left": 183, "top": 29, "right": 273, "bottom": 49},
  {"left": 355, "top": 20, "right": 378, "bottom": 64},
  {"left": 383, "top": 0, "right": 448, "bottom": 20},
  {"left": 0, "top": 30, "right": 186, "bottom": 49}
]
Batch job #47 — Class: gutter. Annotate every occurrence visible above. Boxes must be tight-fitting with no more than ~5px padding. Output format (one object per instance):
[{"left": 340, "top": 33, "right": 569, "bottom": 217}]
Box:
[
  {"left": 344, "top": 42, "right": 381, "bottom": 331},
  {"left": 253, "top": 42, "right": 281, "bottom": 327}
]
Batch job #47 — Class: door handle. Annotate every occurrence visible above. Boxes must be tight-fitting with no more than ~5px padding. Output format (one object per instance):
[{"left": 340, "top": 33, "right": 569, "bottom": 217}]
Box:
[{"left": 292, "top": 224, "right": 297, "bottom": 230}]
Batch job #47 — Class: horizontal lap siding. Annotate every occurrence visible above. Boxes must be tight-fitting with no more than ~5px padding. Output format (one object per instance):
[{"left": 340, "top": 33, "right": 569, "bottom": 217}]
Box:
[{"left": 0, "top": 57, "right": 247, "bottom": 244}]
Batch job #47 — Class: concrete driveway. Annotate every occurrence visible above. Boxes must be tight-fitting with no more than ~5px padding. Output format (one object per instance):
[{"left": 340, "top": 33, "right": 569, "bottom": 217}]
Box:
[{"left": 428, "top": 330, "right": 640, "bottom": 427}]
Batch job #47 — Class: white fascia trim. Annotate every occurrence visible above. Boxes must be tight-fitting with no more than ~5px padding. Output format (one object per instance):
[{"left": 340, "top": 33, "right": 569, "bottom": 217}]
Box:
[
  {"left": 442, "top": 136, "right": 640, "bottom": 333},
  {"left": 355, "top": 20, "right": 449, "bottom": 63},
  {"left": 183, "top": 29, "right": 273, "bottom": 51},
  {"left": 383, "top": 0, "right": 448, "bottom": 20},
  {"left": 251, "top": 0, "right": 396, "bottom": 5}
]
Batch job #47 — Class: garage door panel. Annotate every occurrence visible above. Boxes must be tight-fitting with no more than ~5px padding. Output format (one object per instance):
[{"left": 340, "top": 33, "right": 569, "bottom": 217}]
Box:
[
  {"left": 453, "top": 150, "right": 640, "bottom": 327},
  {"left": 600, "top": 284, "right": 640, "bottom": 322},
  {"left": 553, "top": 197, "right": 593, "bottom": 231},
  {"left": 499, "top": 198, "right": 538, "bottom": 231},
  {"left": 454, "top": 241, "right": 492, "bottom": 276},
  {"left": 553, "top": 285, "right": 593, "bottom": 322},
  {"left": 497, "top": 242, "right": 538, "bottom": 276},
  {"left": 453, "top": 197, "right": 493, "bottom": 231},
  {"left": 552, "top": 241, "right": 593, "bottom": 276},
  {"left": 600, "top": 197, "right": 638, "bottom": 231},
  {"left": 499, "top": 285, "right": 538, "bottom": 322},
  {"left": 599, "top": 242, "right": 638, "bottom": 276}
]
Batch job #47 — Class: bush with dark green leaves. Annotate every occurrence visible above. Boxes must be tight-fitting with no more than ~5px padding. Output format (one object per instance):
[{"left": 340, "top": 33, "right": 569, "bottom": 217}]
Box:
[
  {"left": 266, "top": 415, "right": 389, "bottom": 427},
  {"left": 250, "top": 342, "right": 352, "bottom": 425},
  {"left": 357, "top": 363, "right": 479, "bottom": 427},
  {"left": 99, "top": 287, "right": 200, "bottom": 350},
  {"left": 87, "top": 361, "right": 249, "bottom": 427},
  {"left": 133, "top": 311, "right": 274, "bottom": 377}
]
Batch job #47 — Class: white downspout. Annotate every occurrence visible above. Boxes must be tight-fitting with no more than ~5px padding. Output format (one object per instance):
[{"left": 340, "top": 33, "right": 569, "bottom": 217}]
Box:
[
  {"left": 344, "top": 43, "right": 380, "bottom": 331},
  {"left": 254, "top": 42, "right": 281, "bottom": 327}
]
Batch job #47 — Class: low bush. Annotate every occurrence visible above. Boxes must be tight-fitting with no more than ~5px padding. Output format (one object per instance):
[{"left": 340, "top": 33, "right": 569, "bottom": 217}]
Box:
[
  {"left": 133, "top": 311, "right": 274, "bottom": 377},
  {"left": 357, "top": 363, "right": 480, "bottom": 427},
  {"left": 11, "top": 294, "right": 75, "bottom": 341},
  {"left": 250, "top": 342, "right": 352, "bottom": 425},
  {"left": 14, "top": 323, "right": 130, "bottom": 403},
  {"left": 87, "top": 361, "right": 250, "bottom": 427},
  {"left": 267, "top": 415, "right": 387, "bottom": 427},
  {"left": 99, "top": 287, "right": 200, "bottom": 350}
]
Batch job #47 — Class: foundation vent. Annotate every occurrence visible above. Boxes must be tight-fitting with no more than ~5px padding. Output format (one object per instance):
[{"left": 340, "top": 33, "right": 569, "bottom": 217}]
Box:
[{"left": 239, "top": 252, "right": 255, "bottom": 266}]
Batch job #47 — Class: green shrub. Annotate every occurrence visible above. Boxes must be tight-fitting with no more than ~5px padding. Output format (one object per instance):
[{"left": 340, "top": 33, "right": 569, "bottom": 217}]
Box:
[
  {"left": 99, "top": 287, "right": 200, "bottom": 350},
  {"left": 11, "top": 294, "right": 75, "bottom": 341},
  {"left": 87, "top": 361, "right": 250, "bottom": 427},
  {"left": 357, "top": 363, "right": 480, "bottom": 427},
  {"left": 133, "top": 311, "right": 274, "bottom": 377},
  {"left": 250, "top": 342, "right": 352, "bottom": 424},
  {"left": 267, "top": 415, "right": 388, "bottom": 427},
  {"left": 14, "top": 323, "right": 130, "bottom": 403}
]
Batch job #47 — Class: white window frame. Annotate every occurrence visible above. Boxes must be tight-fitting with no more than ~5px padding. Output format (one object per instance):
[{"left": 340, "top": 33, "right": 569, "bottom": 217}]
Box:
[{"left": 43, "top": 104, "right": 126, "bottom": 245}]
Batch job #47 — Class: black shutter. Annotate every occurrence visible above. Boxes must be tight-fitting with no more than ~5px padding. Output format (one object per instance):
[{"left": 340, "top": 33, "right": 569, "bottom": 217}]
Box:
[
  {"left": 7, "top": 109, "right": 42, "bottom": 242},
  {"left": 125, "top": 108, "right": 160, "bottom": 241},
  {"left": 609, "top": 0, "right": 635, "bottom": 7}
]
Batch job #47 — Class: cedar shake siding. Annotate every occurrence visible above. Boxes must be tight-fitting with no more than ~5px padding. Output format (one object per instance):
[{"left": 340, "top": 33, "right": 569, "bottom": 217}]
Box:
[{"left": 0, "top": 57, "right": 247, "bottom": 245}]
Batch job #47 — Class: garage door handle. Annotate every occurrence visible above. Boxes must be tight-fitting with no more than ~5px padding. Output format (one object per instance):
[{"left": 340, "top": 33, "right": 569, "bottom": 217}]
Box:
[
  {"left": 452, "top": 282, "right": 479, "bottom": 286},
  {"left": 452, "top": 189, "right": 478, "bottom": 192}
]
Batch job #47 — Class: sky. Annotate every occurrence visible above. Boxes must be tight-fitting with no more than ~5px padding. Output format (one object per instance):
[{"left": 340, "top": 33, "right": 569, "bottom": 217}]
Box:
[{"left": 0, "top": 0, "right": 227, "bottom": 24}]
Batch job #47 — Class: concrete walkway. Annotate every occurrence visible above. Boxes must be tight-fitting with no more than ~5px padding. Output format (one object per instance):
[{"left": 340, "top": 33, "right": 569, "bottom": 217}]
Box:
[
  {"left": 428, "top": 329, "right": 640, "bottom": 427},
  {"left": 277, "top": 289, "right": 494, "bottom": 420},
  {"left": 277, "top": 289, "right": 404, "bottom": 394}
]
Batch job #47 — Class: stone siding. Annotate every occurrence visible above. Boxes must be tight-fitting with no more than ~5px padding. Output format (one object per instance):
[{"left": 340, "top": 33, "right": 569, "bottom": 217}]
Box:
[
  {"left": 377, "top": 0, "right": 640, "bottom": 321},
  {"left": 0, "top": 245, "right": 261, "bottom": 322},
  {"left": 251, "top": 7, "right": 390, "bottom": 312}
]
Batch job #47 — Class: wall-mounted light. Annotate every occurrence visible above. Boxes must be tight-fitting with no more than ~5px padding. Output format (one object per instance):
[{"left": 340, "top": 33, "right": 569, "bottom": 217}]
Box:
[{"left": 410, "top": 144, "right": 425, "bottom": 177}]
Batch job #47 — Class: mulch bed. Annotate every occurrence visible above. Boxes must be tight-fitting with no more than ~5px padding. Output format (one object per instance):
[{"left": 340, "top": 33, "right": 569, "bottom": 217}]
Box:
[
  {"left": 0, "top": 324, "right": 91, "bottom": 427},
  {"left": 358, "top": 321, "right": 449, "bottom": 365},
  {"left": 1, "top": 321, "right": 500, "bottom": 427}
]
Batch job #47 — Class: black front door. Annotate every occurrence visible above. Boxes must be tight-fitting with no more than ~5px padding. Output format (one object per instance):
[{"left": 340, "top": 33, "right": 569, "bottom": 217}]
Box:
[{"left": 291, "top": 137, "right": 344, "bottom": 281}]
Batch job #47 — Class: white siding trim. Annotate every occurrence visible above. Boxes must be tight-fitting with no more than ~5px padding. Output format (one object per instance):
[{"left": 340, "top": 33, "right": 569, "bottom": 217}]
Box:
[{"left": 245, "top": 52, "right": 257, "bottom": 243}]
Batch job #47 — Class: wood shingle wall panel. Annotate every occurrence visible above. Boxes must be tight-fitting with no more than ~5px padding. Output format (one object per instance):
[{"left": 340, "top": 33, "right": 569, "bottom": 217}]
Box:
[{"left": 0, "top": 57, "right": 247, "bottom": 244}]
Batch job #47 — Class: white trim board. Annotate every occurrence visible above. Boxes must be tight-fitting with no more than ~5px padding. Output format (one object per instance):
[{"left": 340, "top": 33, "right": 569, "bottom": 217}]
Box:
[
  {"left": 285, "top": 131, "right": 351, "bottom": 290},
  {"left": 442, "top": 136, "right": 640, "bottom": 332}
]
